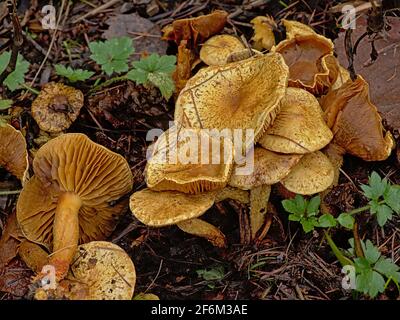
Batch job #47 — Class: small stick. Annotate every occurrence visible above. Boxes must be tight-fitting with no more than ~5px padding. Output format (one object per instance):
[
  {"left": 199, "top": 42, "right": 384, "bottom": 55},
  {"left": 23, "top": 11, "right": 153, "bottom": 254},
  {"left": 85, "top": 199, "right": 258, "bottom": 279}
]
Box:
[{"left": 73, "top": 0, "right": 122, "bottom": 23}]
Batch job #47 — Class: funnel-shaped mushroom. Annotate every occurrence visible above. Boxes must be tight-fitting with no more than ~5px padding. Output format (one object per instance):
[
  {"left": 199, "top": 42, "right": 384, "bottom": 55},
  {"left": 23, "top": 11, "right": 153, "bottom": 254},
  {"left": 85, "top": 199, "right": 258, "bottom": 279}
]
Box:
[
  {"left": 31, "top": 83, "right": 84, "bottom": 133},
  {"left": 35, "top": 241, "right": 136, "bottom": 300},
  {"left": 281, "top": 151, "right": 334, "bottom": 195},
  {"left": 0, "top": 124, "right": 28, "bottom": 184},
  {"left": 258, "top": 88, "right": 333, "bottom": 154},
  {"left": 174, "top": 53, "right": 289, "bottom": 143},
  {"left": 145, "top": 127, "right": 233, "bottom": 194},
  {"left": 200, "top": 35, "right": 245, "bottom": 66},
  {"left": 321, "top": 76, "right": 394, "bottom": 161},
  {"left": 130, "top": 188, "right": 216, "bottom": 227},
  {"left": 229, "top": 146, "right": 302, "bottom": 190},
  {"left": 17, "top": 133, "right": 133, "bottom": 280},
  {"left": 273, "top": 20, "right": 337, "bottom": 95}
]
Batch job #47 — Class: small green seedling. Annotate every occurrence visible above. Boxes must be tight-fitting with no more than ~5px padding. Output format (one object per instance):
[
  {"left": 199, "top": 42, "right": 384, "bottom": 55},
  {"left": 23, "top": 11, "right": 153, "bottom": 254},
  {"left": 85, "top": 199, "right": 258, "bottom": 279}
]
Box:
[
  {"left": 282, "top": 195, "right": 336, "bottom": 233},
  {"left": 55, "top": 65, "right": 94, "bottom": 83},
  {"left": 0, "top": 51, "right": 30, "bottom": 91},
  {"left": 0, "top": 99, "right": 13, "bottom": 110},
  {"left": 196, "top": 265, "right": 225, "bottom": 289},
  {"left": 89, "top": 37, "right": 135, "bottom": 76}
]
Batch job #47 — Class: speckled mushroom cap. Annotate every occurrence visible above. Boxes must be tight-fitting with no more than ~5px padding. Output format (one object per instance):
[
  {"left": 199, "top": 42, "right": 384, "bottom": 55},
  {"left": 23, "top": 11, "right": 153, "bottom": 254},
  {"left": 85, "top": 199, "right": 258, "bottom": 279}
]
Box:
[
  {"left": 174, "top": 53, "right": 289, "bottom": 143},
  {"left": 68, "top": 241, "right": 136, "bottom": 300},
  {"left": 281, "top": 151, "right": 334, "bottom": 195},
  {"left": 31, "top": 82, "right": 84, "bottom": 133},
  {"left": 272, "top": 20, "right": 338, "bottom": 95},
  {"left": 200, "top": 35, "right": 245, "bottom": 66},
  {"left": 321, "top": 76, "right": 394, "bottom": 161},
  {"left": 229, "top": 147, "right": 302, "bottom": 190},
  {"left": 16, "top": 133, "right": 133, "bottom": 248},
  {"left": 145, "top": 127, "right": 233, "bottom": 194},
  {"left": 0, "top": 124, "right": 29, "bottom": 184},
  {"left": 130, "top": 188, "right": 216, "bottom": 227},
  {"left": 259, "top": 87, "right": 333, "bottom": 154}
]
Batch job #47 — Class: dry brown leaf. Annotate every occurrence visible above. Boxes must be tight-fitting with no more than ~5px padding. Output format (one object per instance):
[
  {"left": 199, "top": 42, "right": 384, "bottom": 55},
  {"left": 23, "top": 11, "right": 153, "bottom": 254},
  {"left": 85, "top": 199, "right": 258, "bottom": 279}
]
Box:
[
  {"left": 0, "top": 258, "right": 33, "bottom": 297},
  {"left": 334, "top": 17, "right": 400, "bottom": 130},
  {"left": 0, "top": 211, "right": 24, "bottom": 271}
]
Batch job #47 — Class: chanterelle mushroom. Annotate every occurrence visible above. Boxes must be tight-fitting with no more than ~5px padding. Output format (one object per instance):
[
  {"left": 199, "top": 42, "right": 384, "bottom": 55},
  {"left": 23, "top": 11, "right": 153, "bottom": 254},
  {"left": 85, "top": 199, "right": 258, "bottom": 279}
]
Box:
[
  {"left": 31, "top": 82, "right": 84, "bottom": 133},
  {"left": 174, "top": 53, "right": 289, "bottom": 143},
  {"left": 200, "top": 35, "right": 245, "bottom": 66},
  {"left": 35, "top": 241, "right": 136, "bottom": 300},
  {"left": 272, "top": 20, "right": 338, "bottom": 95},
  {"left": 17, "top": 133, "right": 133, "bottom": 280},
  {"left": 145, "top": 127, "right": 233, "bottom": 194},
  {"left": 0, "top": 123, "right": 29, "bottom": 184},
  {"left": 259, "top": 87, "right": 333, "bottom": 154}
]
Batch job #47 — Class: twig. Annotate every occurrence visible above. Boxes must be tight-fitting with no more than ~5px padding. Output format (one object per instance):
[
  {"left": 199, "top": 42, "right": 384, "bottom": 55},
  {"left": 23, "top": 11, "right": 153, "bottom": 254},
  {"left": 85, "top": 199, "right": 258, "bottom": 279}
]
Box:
[
  {"left": 145, "top": 259, "right": 163, "bottom": 293},
  {"left": 73, "top": 0, "right": 122, "bottom": 23},
  {"left": 0, "top": 1, "right": 23, "bottom": 85}
]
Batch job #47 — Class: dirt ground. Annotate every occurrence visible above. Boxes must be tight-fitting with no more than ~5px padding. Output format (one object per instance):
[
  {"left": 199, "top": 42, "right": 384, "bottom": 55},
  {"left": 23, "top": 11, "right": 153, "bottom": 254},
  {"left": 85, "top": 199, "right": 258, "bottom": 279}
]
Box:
[{"left": 1, "top": 0, "right": 400, "bottom": 300}]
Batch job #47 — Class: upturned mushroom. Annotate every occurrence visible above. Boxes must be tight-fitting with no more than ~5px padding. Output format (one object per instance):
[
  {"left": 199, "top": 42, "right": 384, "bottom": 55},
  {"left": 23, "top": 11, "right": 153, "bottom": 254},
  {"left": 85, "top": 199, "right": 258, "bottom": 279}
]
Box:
[
  {"left": 272, "top": 20, "right": 338, "bottom": 95},
  {"left": 250, "top": 16, "right": 276, "bottom": 51},
  {"left": 31, "top": 82, "right": 84, "bottom": 133},
  {"left": 259, "top": 87, "right": 333, "bottom": 154},
  {"left": 145, "top": 127, "right": 233, "bottom": 194},
  {"left": 17, "top": 133, "right": 133, "bottom": 280},
  {"left": 35, "top": 241, "right": 136, "bottom": 300},
  {"left": 0, "top": 123, "right": 29, "bottom": 184},
  {"left": 200, "top": 35, "right": 245, "bottom": 66},
  {"left": 174, "top": 53, "right": 289, "bottom": 143}
]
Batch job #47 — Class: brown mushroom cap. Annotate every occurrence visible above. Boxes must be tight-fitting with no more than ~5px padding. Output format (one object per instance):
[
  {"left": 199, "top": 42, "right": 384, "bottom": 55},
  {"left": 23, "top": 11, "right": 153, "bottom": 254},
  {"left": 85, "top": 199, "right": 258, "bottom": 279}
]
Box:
[
  {"left": 215, "top": 186, "right": 250, "bottom": 204},
  {"left": 259, "top": 87, "right": 333, "bottom": 154},
  {"left": 130, "top": 188, "right": 216, "bottom": 227},
  {"left": 31, "top": 83, "right": 84, "bottom": 133},
  {"left": 226, "top": 48, "right": 262, "bottom": 63},
  {"left": 321, "top": 76, "right": 394, "bottom": 161},
  {"left": 145, "top": 127, "right": 233, "bottom": 194},
  {"left": 0, "top": 124, "right": 28, "bottom": 184},
  {"left": 229, "top": 147, "right": 302, "bottom": 190},
  {"left": 200, "top": 35, "right": 245, "bottom": 66},
  {"left": 273, "top": 21, "right": 337, "bottom": 95},
  {"left": 174, "top": 53, "right": 289, "bottom": 143},
  {"left": 281, "top": 151, "right": 334, "bottom": 195},
  {"left": 177, "top": 218, "right": 226, "bottom": 248},
  {"left": 17, "top": 133, "right": 133, "bottom": 247}
]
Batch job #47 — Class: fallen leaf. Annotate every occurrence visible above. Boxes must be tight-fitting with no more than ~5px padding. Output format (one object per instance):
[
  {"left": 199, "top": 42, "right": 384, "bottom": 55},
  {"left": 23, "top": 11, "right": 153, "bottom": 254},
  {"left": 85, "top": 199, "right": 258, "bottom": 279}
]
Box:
[
  {"left": 0, "top": 258, "right": 33, "bottom": 297},
  {"left": 103, "top": 13, "right": 167, "bottom": 57},
  {"left": 0, "top": 211, "right": 24, "bottom": 270},
  {"left": 334, "top": 17, "right": 400, "bottom": 131},
  {"left": 162, "top": 10, "right": 228, "bottom": 47}
]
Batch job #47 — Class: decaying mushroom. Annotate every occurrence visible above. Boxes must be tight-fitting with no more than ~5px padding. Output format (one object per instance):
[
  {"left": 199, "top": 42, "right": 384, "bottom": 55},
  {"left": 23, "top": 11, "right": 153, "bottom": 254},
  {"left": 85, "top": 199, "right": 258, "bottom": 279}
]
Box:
[
  {"left": 258, "top": 87, "right": 333, "bottom": 154},
  {"left": 281, "top": 151, "right": 334, "bottom": 195},
  {"left": 272, "top": 20, "right": 338, "bottom": 95},
  {"left": 17, "top": 133, "right": 133, "bottom": 280},
  {"left": 35, "top": 241, "right": 136, "bottom": 300},
  {"left": 174, "top": 53, "right": 289, "bottom": 143},
  {"left": 31, "top": 83, "right": 84, "bottom": 133},
  {"left": 0, "top": 123, "right": 29, "bottom": 184},
  {"left": 145, "top": 127, "right": 233, "bottom": 194},
  {"left": 200, "top": 35, "right": 245, "bottom": 66}
]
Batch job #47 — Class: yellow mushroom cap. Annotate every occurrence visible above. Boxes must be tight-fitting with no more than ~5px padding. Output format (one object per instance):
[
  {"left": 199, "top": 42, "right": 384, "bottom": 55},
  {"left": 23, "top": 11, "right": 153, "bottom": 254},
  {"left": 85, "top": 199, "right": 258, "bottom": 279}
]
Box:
[
  {"left": 321, "top": 76, "right": 394, "bottom": 161},
  {"left": 250, "top": 16, "right": 276, "bottom": 51},
  {"left": 145, "top": 127, "right": 233, "bottom": 194},
  {"left": 130, "top": 188, "right": 216, "bottom": 227},
  {"left": 16, "top": 133, "right": 133, "bottom": 249},
  {"left": 229, "top": 147, "right": 302, "bottom": 190},
  {"left": 31, "top": 82, "right": 84, "bottom": 133},
  {"left": 200, "top": 35, "right": 245, "bottom": 66},
  {"left": 177, "top": 218, "right": 226, "bottom": 248},
  {"left": 0, "top": 124, "right": 29, "bottom": 184},
  {"left": 174, "top": 53, "right": 289, "bottom": 143},
  {"left": 282, "top": 19, "right": 316, "bottom": 39},
  {"left": 259, "top": 88, "right": 333, "bottom": 154},
  {"left": 281, "top": 151, "right": 334, "bottom": 195},
  {"left": 273, "top": 21, "right": 337, "bottom": 95}
]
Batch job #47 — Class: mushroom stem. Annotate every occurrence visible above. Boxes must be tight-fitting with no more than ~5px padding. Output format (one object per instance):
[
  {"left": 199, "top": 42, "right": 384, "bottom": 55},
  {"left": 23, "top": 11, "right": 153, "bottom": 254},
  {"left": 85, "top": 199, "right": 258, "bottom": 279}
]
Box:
[{"left": 49, "top": 192, "right": 82, "bottom": 280}]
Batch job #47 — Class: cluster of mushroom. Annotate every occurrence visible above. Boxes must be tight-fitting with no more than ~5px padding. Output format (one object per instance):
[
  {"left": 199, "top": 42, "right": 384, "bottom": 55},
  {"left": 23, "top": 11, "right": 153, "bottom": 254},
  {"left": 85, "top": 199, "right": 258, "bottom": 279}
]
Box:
[
  {"left": 129, "top": 19, "right": 394, "bottom": 244},
  {"left": 10, "top": 133, "right": 137, "bottom": 299}
]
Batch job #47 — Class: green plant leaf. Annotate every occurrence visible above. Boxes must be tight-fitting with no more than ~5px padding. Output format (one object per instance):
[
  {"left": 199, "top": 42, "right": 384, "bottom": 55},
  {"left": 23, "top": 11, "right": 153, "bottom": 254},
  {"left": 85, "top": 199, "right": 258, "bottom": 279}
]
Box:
[
  {"left": 374, "top": 257, "right": 400, "bottom": 280},
  {"left": 282, "top": 199, "right": 299, "bottom": 215},
  {"left": 376, "top": 204, "right": 393, "bottom": 227},
  {"left": 307, "top": 195, "right": 320, "bottom": 215},
  {"left": 384, "top": 186, "right": 400, "bottom": 214},
  {"left": 55, "top": 65, "right": 94, "bottom": 82},
  {"left": 356, "top": 269, "right": 385, "bottom": 298},
  {"left": 196, "top": 266, "right": 225, "bottom": 281},
  {"left": 300, "top": 216, "right": 319, "bottom": 233},
  {"left": 318, "top": 214, "right": 337, "bottom": 228},
  {"left": 0, "top": 99, "right": 13, "bottom": 110},
  {"left": 148, "top": 72, "right": 175, "bottom": 100},
  {"left": 362, "top": 171, "right": 387, "bottom": 201},
  {"left": 0, "top": 52, "right": 30, "bottom": 91},
  {"left": 288, "top": 213, "right": 301, "bottom": 222},
  {"left": 364, "top": 240, "right": 381, "bottom": 264},
  {"left": 294, "top": 194, "right": 307, "bottom": 214},
  {"left": 89, "top": 37, "right": 134, "bottom": 76},
  {"left": 337, "top": 213, "right": 355, "bottom": 229}
]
